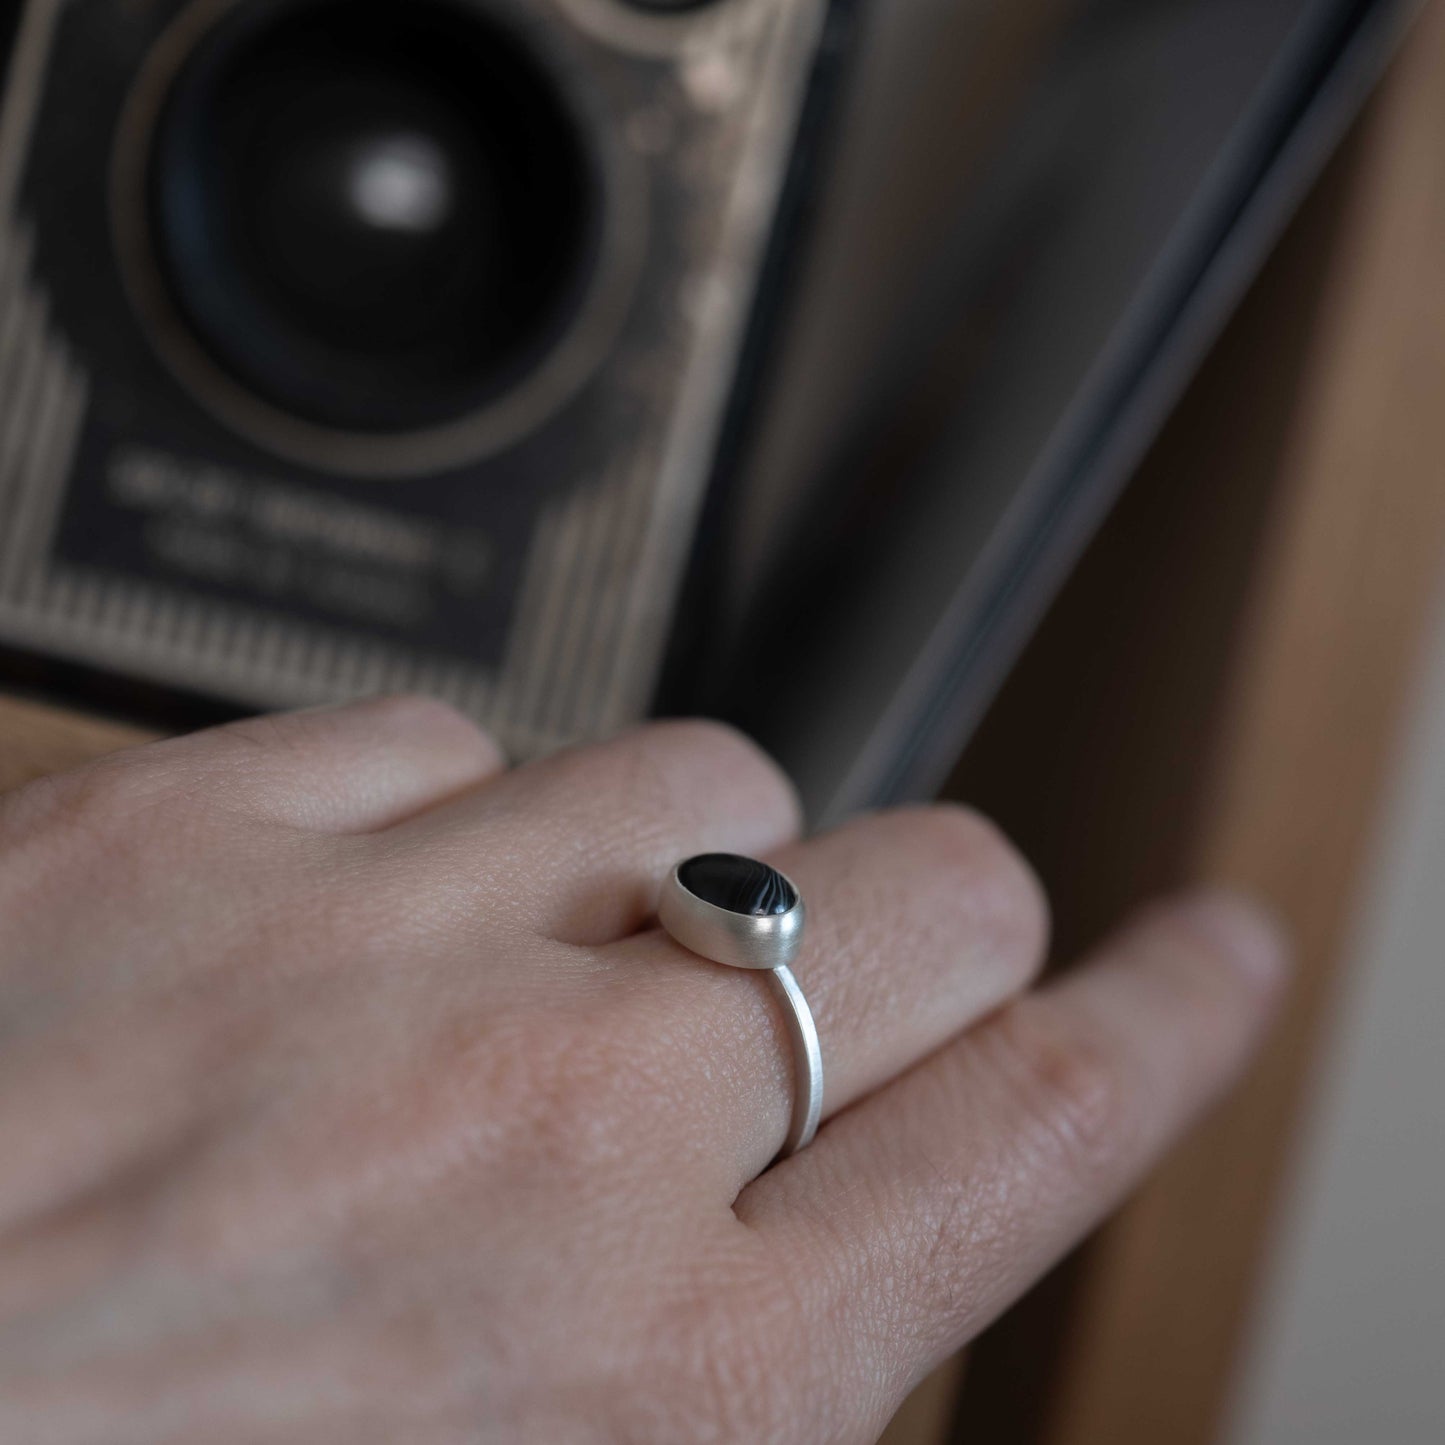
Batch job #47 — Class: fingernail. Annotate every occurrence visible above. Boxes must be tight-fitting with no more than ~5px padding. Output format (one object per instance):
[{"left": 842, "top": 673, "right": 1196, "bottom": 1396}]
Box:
[{"left": 1173, "top": 889, "right": 1291, "bottom": 992}]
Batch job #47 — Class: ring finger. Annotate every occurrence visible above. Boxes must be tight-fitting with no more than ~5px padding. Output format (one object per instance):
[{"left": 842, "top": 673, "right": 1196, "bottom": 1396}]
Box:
[{"left": 608, "top": 804, "right": 1050, "bottom": 1190}]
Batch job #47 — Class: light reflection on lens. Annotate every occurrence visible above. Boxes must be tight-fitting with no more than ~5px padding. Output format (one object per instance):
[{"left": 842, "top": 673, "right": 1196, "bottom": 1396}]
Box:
[{"left": 347, "top": 133, "right": 454, "bottom": 235}]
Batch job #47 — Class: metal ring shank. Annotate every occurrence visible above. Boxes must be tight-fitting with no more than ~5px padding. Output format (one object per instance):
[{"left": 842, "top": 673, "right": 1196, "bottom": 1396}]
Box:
[
  {"left": 656, "top": 860, "right": 821, "bottom": 1160},
  {"left": 766, "top": 963, "right": 823, "bottom": 1158}
]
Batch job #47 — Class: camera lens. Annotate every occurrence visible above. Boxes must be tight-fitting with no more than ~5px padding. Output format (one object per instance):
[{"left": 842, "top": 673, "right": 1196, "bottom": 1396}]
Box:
[{"left": 147, "top": 0, "right": 602, "bottom": 436}]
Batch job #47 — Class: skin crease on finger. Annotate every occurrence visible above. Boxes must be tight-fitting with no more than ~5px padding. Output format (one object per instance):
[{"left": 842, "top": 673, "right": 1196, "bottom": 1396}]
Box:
[{"left": 0, "top": 703, "right": 1285, "bottom": 1445}]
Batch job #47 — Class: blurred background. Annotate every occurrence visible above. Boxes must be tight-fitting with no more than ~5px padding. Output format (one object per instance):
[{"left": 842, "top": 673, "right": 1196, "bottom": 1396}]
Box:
[{"left": 0, "top": 0, "right": 1440, "bottom": 1440}]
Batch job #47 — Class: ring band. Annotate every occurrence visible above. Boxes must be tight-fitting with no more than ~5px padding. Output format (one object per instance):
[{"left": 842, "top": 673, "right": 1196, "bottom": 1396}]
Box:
[{"left": 658, "top": 853, "right": 823, "bottom": 1159}]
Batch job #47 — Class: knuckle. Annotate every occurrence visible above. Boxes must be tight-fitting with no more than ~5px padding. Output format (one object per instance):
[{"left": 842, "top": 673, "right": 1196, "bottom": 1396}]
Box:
[
  {"left": 368, "top": 690, "right": 464, "bottom": 725},
  {"left": 987, "top": 996, "right": 1135, "bottom": 1184},
  {"left": 208, "top": 709, "right": 341, "bottom": 771},
  {"left": 213, "top": 710, "right": 295, "bottom": 752},
  {"left": 648, "top": 714, "right": 766, "bottom": 762},
  {"left": 221, "top": 695, "right": 494, "bottom": 761},
  {"left": 176, "top": 714, "right": 320, "bottom": 804},
  {"left": 368, "top": 693, "right": 503, "bottom": 762},
  {"left": 642, "top": 718, "right": 801, "bottom": 824},
  {"left": 895, "top": 804, "right": 1050, "bottom": 974},
  {"left": 205, "top": 713, "right": 321, "bottom": 779}
]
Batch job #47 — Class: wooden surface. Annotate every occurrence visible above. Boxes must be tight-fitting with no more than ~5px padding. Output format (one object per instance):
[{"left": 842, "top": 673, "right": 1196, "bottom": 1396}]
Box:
[{"left": 933, "top": 4, "right": 1445, "bottom": 1442}]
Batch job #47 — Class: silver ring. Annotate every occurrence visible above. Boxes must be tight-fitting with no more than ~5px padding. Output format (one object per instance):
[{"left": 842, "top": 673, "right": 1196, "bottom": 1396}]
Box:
[{"left": 658, "top": 854, "right": 823, "bottom": 1159}]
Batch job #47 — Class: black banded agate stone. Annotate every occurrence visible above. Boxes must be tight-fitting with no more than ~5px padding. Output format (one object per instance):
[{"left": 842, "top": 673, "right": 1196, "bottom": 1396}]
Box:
[{"left": 677, "top": 854, "right": 797, "bottom": 917}]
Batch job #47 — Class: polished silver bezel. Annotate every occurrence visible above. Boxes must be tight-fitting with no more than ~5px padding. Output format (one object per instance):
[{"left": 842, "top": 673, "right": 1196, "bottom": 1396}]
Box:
[{"left": 657, "top": 861, "right": 805, "bottom": 970}]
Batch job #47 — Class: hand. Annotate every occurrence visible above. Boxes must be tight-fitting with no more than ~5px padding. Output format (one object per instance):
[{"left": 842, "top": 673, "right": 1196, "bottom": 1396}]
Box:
[{"left": 0, "top": 698, "right": 1286, "bottom": 1444}]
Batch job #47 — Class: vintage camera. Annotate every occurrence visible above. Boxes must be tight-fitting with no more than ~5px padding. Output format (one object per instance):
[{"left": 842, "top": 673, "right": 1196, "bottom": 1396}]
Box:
[
  {"left": 0, "top": 0, "right": 1408, "bottom": 811},
  {"left": 0, "top": 0, "right": 853, "bottom": 756}
]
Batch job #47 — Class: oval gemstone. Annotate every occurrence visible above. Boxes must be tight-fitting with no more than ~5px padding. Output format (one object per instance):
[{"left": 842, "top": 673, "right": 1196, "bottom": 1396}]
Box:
[{"left": 677, "top": 854, "right": 797, "bottom": 917}]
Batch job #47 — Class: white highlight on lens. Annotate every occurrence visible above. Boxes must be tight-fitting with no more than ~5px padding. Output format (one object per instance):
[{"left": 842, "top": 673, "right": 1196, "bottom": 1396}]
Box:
[{"left": 348, "top": 134, "right": 453, "bottom": 234}]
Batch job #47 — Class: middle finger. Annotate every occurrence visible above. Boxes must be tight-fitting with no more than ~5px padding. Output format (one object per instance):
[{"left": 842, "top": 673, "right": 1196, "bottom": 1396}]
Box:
[{"left": 377, "top": 719, "right": 802, "bottom": 946}]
